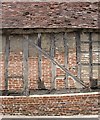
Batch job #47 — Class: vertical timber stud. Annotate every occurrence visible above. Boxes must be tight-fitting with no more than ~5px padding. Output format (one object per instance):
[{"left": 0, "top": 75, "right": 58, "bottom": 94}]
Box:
[
  {"left": 38, "top": 33, "right": 42, "bottom": 82},
  {"left": 89, "top": 32, "right": 93, "bottom": 88},
  {"left": 37, "top": 33, "right": 45, "bottom": 89},
  {"left": 23, "top": 35, "right": 29, "bottom": 96},
  {"left": 75, "top": 31, "right": 82, "bottom": 88},
  {"left": 63, "top": 32, "right": 68, "bottom": 88},
  {"left": 50, "top": 33, "right": 56, "bottom": 89},
  {"left": 4, "top": 35, "right": 10, "bottom": 95}
]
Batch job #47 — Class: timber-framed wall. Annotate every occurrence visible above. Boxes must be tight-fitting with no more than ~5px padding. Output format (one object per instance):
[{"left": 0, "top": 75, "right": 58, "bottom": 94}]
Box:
[
  {"left": 0, "top": 1, "right": 100, "bottom": 117},
  {"left": 0, "top": 28, "right": 100, "bottom": 96}
]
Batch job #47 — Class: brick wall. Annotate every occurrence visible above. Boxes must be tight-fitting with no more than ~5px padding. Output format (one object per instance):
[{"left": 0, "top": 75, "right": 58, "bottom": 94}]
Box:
[
  {"left": 0, "top": 31, "right": 99, "bottom": 91},
  {"left": 0, "top": 92, "right": 99, "bottom": 116}
]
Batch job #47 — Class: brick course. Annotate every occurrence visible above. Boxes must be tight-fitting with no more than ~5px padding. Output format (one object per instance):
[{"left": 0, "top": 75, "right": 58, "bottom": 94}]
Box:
[{"left": 0, "top": 93, "right": 99, "bottom": 116}]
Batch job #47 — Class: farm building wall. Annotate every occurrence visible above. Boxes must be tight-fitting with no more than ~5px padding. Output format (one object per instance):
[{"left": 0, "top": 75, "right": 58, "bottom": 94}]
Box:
[
  {"left": 0, "top": 29, "right": 99, "bottom": 93},
  {"left": 1, "top": 1, "right": 99, "bottom": 117}
]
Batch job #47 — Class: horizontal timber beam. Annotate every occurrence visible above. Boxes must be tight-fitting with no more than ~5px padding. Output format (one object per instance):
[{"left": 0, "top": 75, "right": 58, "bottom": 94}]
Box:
[
  {"left": 2, "top": 28, "right": 100, "bottom": 35},
  {"left": 7, "top": 75, "right": 23, "bottom": 79}
]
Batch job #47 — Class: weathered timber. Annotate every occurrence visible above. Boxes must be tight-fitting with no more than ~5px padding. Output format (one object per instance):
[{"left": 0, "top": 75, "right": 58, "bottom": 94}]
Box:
[
  {"left": 92, "top": 51, "right": 100, "bottom": 52},
  {"left": 63, "top": 32, "right": 68, "bottom": 88},
  {"left": 37, "top": 33, "right": 42, "bottom": 82},
  {"left": 81, "top": 51, "right": 90, "bottom": 53},
  {"left": 0, "top": 90, "right": 23, "bottom": 96},
  {"left": 29, "top": 39, "right": 87, "bottom": 88},
  {"left": 76, "top": 31, "right": 81, "bottom": 80},
  {"left": 50, "top": 33, "right": 56, "bottom": 89},
  {"left": 7, "top": 75, "right": 23, "bottom": 78},
  {"left": 81, "top": 63, "right": 100, "bottom": 66},
  {"left": 89, "top": 33, "right": 94, "bottom": 88},
  {"left": 98, "top": 34, "right": 100, "bottom": 87},
  {"left": 8, "top": 90, "right": 23, "bottom": 96},
  {"left": 81, "top": 51, "right": 100, "bottom": 53},
  {"left": 2, "top": 28, "right": 100, "bottom": 35},
  {"left": 81, "top": 41, "right": 100, "bottom": 43},
  {"left": 37, "top": 33, "right": 45, "bottom": 89},
  {"left": 4, "top": 35, "right": 10, "bottom": 95},
  {"left": 23, "top": 35, "right": 29, "bottom": 96}
]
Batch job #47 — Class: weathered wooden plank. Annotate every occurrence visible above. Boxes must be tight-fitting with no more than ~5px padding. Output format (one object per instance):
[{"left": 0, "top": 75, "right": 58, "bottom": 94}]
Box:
[
  {"left": 50, "top": 33, "right": 56, "bottom": 89},
  {"left": 7, "top": 90, "right": 23, "bottom": 96},
  {"left": 29, "top": 39, "right": 87, "bottom": 88},
  {"left": 81, "top": 51, "right": 100, "bottom": 53},
  {"left": 76, "top": 31, "right": 81, "bottom": 80},
  {"left": 23, "top": 35, "right": 29, "bottom": 96},
  {"left": 81, "top": 51, "right": 90, "bottom": 53},
  {"left": 4, "top": 35, "right": 10, "bottom": 95},
  {"left": 0, "top": 35, "right": 2, "bottom": 95},
  {"left": 0, "top": 90, "right": 23, "bottom": 96},
  {"left": 3, "top": 28, "right": 100, "bottom": 35},
  {"left": 63, "top": 32, "right": 68, "bottom": 88},
  {"left": 8, "top": 75, "right": 23, "bottom": 78},
  {"left": 89, "top": 32, "right": 93, "bottom": 88},
  {"left": 37, "top": 33, "right": 45, "bottom": 89},
  {"left": 37, "top": 33, "right": 42, "bottom": 82},
  {"left": 81, "top": 41, "right": 89, "bottom": 43},
  {"left": 92, "top": 51, "right": 100, "bottom": 52},
  {"left": 81, "top": 41, "right": 100, "bottom": 43},
  {"left": 81, "top": 63, "right": 100, "bottom": 66}
]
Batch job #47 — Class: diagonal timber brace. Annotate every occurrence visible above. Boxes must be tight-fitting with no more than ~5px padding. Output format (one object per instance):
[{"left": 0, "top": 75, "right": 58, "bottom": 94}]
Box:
[{"left": 29, "top": 39, "right": 87, "bottom": 88}]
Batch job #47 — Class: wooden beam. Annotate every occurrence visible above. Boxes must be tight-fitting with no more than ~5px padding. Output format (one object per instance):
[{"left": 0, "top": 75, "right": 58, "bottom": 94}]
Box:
[
  {"left": 81, "top": 41, "right": 100, "bottom": 43},
  {"left": 29, "top": 39, "right": 87, "bottom": 88},
  {"left": 6, "top": 90, "right": 22, "bottom": 96},
  {"left": 98, "top": 34, "right": 100, "bottom": 87},
  {"left": 63, "top": 32, "right": 68, "bottom": 88},
  {"left": 37, "top": 33, "right": 45, "bottom": 89},
  {"left": 76, "top": 31, "right": 81, "bottom": 79},
  {"left": 0, "top": 35, "right": 2, "bottom": 95},
  {"left": 89, "top": 32, "right": 93, "bottom": 88},
  {"left": 50, "top": 33, "right": 56, "bottom": 89},
  {"left": 37, "top": 33, "right": 42, "bottom": 83},
  {"left": 3, "top": 28, "right": 100, "bottom": 35},
  {"left": 4, "top": 35, "right": 10, "bottom": 95},
  {"left": 23, "top": 35, "right": 29, "bottom": 96},
  {"left": 81, "top": 63, "right": 100, "bottom": 66},
  {"left": 7, "top": 75, "right": 23, "bottom": 79}
]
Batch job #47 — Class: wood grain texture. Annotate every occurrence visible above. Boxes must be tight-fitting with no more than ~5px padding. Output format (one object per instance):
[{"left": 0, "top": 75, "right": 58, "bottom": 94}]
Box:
[
  {"left": 23, "top": 35, "right": 29, "bottom": 95},
  {"left": 4, "top": 35, "right": 10, "bottom": 95}
]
